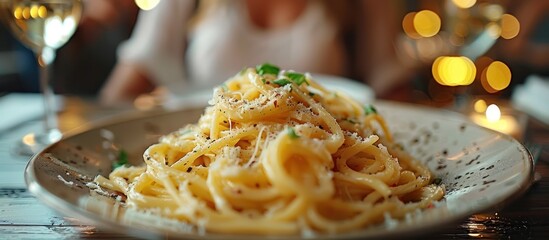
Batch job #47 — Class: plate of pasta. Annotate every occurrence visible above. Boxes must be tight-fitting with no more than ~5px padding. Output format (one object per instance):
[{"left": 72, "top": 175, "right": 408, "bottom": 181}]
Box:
[{"left": 25, "top": 64, "right": 534, "bottom": 239}]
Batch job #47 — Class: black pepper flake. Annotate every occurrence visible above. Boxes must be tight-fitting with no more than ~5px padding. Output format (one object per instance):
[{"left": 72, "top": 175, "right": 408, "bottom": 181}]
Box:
[
  {"left": 436, "top": 164, "right": 447, "bottom": 170},
  {"left": 186, "top": 167, "right": 193, "bottom": 173},
  {"left": 483, "top": 180, "right": 496, "bottom": 185},
  {"left": 465, "top": 155, "right": 481, "bottom": 166}
]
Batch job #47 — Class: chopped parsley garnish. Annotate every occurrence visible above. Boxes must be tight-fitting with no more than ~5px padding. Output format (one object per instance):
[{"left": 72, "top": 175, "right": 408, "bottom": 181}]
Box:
[
  {"left": 433, "top": 178, "right": 443, "bottom": 185},
  {"left": 273, "top": 78, "right": 292, "bottom": 86},
  {"left": 113, "top": 149, "right": 128, "bottom": 169},
  {"left": 308, "top": 92, "right": 316, "bottom": 97},
  {"left": 287, "top": 127, "right": 300, "bottom": 139},
  {"left": 256, "top": 63, "right": 280, "bottom": 76},
  {"left": 269, "top": 71, "right": 309, "bottom": 87},
  {"left": 364, "top": 104, "right": 377, "bottom": 115},
  {"left": 285, "top": 72, "right": 309, "bottom": 86}
]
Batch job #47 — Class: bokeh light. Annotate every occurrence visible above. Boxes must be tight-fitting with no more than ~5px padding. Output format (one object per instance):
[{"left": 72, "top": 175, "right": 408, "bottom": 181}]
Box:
[
  {"left": 474, "top": 99, "right": 487, "bottom": 113},
  {"left": 432, "top": 57, "right": 444, "bottom": 85},
  {"left": 14, "top": 5, "right": 48, "bottom": 19},
  {"left": 452, "top": 0, "right": 477, "bottom": 9},
  {"left": 486, "top": 22, "right": 501, "bottom": 39},
  {"left": 402, "top": 12, "right": 420, "bottom": 39},
  {"left": 135, "top": 0, "right": 160, "bottom": 11},
  {"left": 500, "top": 14, "right": 520, "bottom": 39},
  {"left": 480, "top": 68, "right": 497, "bottom": 93},
  {"left": 30, "top": 5, "right": 39, "bottom": 19},
  {"left": 38, "top": 6, "right": 47, "bottom": 18},
  {"left": 486, "top": 61, "right": 511, "bottom": 91},
  {"left": 13, "top": 7, "right": 22, "bottom": 19},
  {"left": 483, "top": 4, "right": 504, "bottom": 21},
  {"left": 432, "top": 56, "right": 476, "bottom": 86},
  {"left": 413, "top": 10, "right": 441, "bottom": 37},
  {"left": 486, "top": 104, "right": 501, "bottom": 122}
]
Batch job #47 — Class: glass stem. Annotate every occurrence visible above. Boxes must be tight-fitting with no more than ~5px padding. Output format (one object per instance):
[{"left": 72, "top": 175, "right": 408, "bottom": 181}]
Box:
[{"left": 37, "top": 48, "right": 59, "bottom": 135}]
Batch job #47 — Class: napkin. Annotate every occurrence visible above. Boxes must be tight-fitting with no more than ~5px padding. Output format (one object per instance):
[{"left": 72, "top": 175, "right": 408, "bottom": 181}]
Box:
[
  {"left": 0, "top": 93, "right": 63, "bottom": 133},
  {"left": 511, "top": 75, "right": 549, "bottom": 125}
]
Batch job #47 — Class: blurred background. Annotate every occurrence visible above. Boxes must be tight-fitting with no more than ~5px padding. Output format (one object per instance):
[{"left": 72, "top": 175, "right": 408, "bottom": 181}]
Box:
[
  {"left": 0, "top": 0, "right": 138, "bottom": 95},
  {"left": 0, "top": 0, "right": 547, "bottom": 109}
]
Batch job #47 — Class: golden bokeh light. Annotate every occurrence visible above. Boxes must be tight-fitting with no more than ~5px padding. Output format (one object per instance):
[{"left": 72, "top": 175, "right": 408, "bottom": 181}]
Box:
[
  {"left": 22, "top": 133, "right": 36, "bottom": 146},
  {"left": 432, "top": 57, "right": 444, "bottom": 85},
  {"left": 474, "top": 99, "right": 487, "bottom": 113},
  {"left": 13, "top": 7, "right": 22, "bottom": 19},
  {"left": 500, "top": 14, "right": 520, "bottom": 39},
  {"left": 22, "top": 6, "right": 31, "bottom": 19},
  {"left": 30, "top": 5, "right": 39, "bottom": 18},
  {"left": 486, "top": 61, "right": 511, "bottom": 91},
  {"left": 135, "top": 0, "right": 160, "bottom": 11},
  {"left": 413, "top": 10, "right": 441, "bottom": 37},
  {"left": 452, "top": 0, "right": 477, "bottom": 9},
  {"left": 480, "top": 68, "right": 498, "bottom": 93},
  {"left": 402, "top": 12, "right": 420, "bottom": 39},
  {"left": 432, "top": 56, "right": 476, "bottom": 86},
  {"left": 38, "top": 6, "right": 47, "bottom": 18}
]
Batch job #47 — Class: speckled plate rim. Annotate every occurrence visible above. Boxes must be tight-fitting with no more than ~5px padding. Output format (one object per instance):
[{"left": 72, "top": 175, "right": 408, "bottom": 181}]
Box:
[{"left": 24, "top": 100, "right": 535, "bottom": 240}]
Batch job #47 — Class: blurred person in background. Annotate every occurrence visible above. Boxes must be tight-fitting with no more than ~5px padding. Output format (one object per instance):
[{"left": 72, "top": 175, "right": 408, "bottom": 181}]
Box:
[
  {"left": 99, "top": 0, "right": 411, "bottom": 106},
  {"left": 53, "top": 0, "right": 138, "bottom": 96}
]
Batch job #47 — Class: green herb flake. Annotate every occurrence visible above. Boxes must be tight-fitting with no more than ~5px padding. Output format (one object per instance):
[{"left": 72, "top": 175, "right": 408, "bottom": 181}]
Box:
[
  {"left": 287, "top": 127, "right": 300, "bottom": 139},
  {"left": 256, "top": 63, "right": 280, "bottom": 76},
  {"left": 433, "top": 178, "right": 442, "bottom": 185},
  {"left": 364, "top": 104, "right": 377, "bottom": 115},
  {"left": 273, "top": 78, "right": 292, "bottom": 86},
  {"left": 344, "top": 118, "right": 358, "bottom": 124},
  {"left": 308, "top": 92, "right": 316, "bottom": 97},
  {"left": 285, "top": 72, "right": 308, "bottom": 86},
  {"left": 113, "top": 149, "right": 128, "bottom": 169}
]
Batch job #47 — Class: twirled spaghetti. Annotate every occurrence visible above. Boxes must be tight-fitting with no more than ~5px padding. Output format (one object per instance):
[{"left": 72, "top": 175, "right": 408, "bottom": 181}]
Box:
[{"left": 94, "top": 64, "right": 444, "bottom": 235}]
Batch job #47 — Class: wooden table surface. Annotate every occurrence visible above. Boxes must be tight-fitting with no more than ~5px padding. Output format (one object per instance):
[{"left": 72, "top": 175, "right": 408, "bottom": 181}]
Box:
[{"left": 0, "top": 95, "right": 547, "bottom": 239}]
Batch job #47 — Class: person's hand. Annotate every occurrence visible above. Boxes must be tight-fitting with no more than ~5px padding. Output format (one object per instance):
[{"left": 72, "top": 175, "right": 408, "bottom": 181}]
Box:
[{"left": 99, "top": 63, "right": 155, "bottom": 106}]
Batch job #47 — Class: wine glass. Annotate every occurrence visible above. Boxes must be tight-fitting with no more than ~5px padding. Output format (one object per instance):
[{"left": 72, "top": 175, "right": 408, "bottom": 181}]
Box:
[{"left": 0, "top": 0, "right": 82, "bottom": 155}]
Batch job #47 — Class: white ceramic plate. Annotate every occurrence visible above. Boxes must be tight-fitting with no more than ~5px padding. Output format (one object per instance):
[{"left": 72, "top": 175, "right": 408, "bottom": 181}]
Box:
[{"left": 25, "top": 101, "right": 534, "bottom": 239}]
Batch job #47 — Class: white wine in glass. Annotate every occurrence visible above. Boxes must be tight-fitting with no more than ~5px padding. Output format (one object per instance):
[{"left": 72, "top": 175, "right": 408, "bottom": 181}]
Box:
[{"left": 0, "top": 0, "right": 82, "bottom": 155}]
